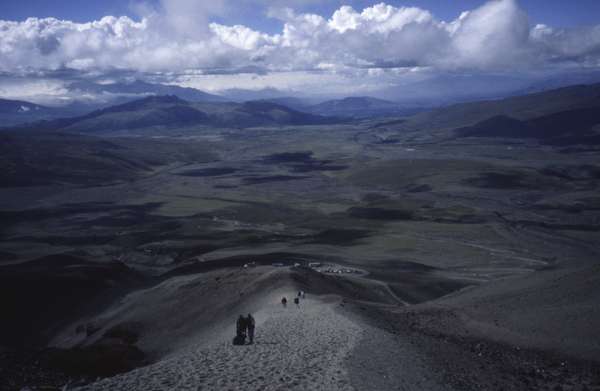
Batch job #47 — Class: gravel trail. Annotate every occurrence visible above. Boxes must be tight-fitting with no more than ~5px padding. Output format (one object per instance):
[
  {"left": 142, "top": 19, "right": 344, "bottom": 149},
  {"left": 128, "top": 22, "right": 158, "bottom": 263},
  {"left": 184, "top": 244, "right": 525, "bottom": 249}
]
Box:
[{"left": 75, "top": 297, "right": 362, "bottom": 391}]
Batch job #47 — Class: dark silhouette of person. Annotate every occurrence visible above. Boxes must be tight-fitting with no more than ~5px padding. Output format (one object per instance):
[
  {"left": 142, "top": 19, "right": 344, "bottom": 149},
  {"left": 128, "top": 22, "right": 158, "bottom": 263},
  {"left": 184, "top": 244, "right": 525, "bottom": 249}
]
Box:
[
  {"left": 281, "top": 297, "right": 287, "bottom": 307},
  {"left": 235, "top": 315, "right": 247, "bottom": 344},
  {"left": 294, "top": 297, "right": 300, "bottom": 307},
  {"left": 246, "top": 313, "right": 255, "bottom": 344}
]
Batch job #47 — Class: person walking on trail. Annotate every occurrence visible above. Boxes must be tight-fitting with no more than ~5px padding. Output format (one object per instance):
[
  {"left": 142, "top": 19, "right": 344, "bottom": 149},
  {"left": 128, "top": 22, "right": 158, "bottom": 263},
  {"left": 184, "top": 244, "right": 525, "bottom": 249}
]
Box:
[
  {"left": 234, "top": 315, "right": 247, "bottom": 345},
  {"left": 294, "top": 297, "right": 300, "bottom": 307},
  {"left": 246, "top": 313, "right": 255, "bottom": 344},
  {"left": 281, "top": 297, "right": 287, "bottom": 307}
]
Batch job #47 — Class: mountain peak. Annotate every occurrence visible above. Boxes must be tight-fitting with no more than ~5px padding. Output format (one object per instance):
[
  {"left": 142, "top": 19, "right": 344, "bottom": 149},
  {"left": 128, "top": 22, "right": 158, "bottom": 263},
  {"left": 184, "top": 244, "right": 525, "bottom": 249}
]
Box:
[
  {"left": 308, "top": 96, "right": 404, "bottom": 118},
  {"left": 94, "top": 94, "right": 188, "bottom": 115},
  {"left": 138, "top": 94, "right": 187, "bottom": 105}
]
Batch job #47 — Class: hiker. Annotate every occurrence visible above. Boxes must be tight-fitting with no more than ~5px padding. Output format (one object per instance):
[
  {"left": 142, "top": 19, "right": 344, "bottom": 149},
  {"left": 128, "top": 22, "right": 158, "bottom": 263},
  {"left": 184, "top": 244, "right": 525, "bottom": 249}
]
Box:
[
  {"left": 294, "top": 297, "right": 300, "bottom": 307},
  {"left": 246, "top": 313, "right": 255, "bottom": 344},
  {"left": 281, "top": 297, "right": 287, "bottom": 307},
  {"left": 234, "top": 315, "right": 247, "bottom": 345}
]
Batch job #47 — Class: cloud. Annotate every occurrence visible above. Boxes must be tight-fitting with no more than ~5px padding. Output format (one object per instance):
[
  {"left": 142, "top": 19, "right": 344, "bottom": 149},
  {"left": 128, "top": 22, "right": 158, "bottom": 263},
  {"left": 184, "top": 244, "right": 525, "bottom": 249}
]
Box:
[
  {"left": 530, "top": 23, "right": 600, "bottom": 66},
  {"left": 0, "top": 75, "right": 72, "bottom": 105},
  {"left": 446, "top": 0, "right": 532, "bottom": 69},
  {"left": 0, "top": 0, "right": 599, "bottom": 95},
  {"left": 156, "top": 0, "right": 229, "bottom": 38}
]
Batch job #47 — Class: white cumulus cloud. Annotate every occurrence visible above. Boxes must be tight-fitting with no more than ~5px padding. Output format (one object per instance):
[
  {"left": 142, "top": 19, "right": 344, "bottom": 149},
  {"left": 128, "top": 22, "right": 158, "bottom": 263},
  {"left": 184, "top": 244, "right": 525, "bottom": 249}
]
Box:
[{"left": 0, "top": 0, "right": 599, "bottom": 95}]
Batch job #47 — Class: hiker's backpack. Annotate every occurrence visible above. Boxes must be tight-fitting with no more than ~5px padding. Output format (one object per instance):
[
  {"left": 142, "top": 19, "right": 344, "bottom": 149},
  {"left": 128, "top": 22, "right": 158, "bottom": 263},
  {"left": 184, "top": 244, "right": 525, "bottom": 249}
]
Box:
[{"left": 233, "top": 334, "right": 245, "bottom": 345}]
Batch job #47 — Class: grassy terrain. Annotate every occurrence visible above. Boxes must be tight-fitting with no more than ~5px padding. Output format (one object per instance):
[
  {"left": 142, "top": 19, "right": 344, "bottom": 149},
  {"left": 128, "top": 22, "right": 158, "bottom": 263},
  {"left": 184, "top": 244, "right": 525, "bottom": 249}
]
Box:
[
  {"left": 2, "top": 85, "right": 600, "bottom": 391},
  {"left": 2, "top": 124, "right": 598, "bottom": 278},
  {"left": 1, "top": 86, "right": 600, "bottom": 361}
]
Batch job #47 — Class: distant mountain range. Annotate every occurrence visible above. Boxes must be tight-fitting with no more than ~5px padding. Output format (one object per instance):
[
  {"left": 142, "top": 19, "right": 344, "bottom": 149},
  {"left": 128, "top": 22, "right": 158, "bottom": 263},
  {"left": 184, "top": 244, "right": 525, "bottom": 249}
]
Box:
[
  {"left": 0, "top": 80, "right": 228, "bottom": 126},
  {"left": 379, "top": 71, "right": 600, "bottom": 105},
  {"left": 0, "top": 99, "right": 84, "bottom": 127},
  {"left": 0, "top": 98, "right": 48, "bottom": 114},
  {"left": 392, "top": 81, "right": 600, "bottom": 146},
  {"left": 218, "top": 88, "right": 288, "bottom": 102},
  {"left": 455, "top": 105, "right": 600, "bottom": 146},
  {"left": 406, "top": 82, "right": 600, "bottom": 131},
  {"left": 258, "top": 97, "right": 315, "bottom": 111},
  {"left": 2, "top": 70, "right": 600, "bottom": 127},
  {"left": 68, "top": 80, "right": 226, "bottom": 103},
  {"left": 380, "top": 74, "right": 532, "bottom": 105},
  {"left": 252, "top": 96, "right": 422, "bottom": 118},
  {"left": 304, "top": 96, "right": 420, "bottom": 118},
  {"left": 10, "top": 95, "right": 337, "bottom": 133},
  {"left": 2, "top": 81, "right": 600, "bottom": 188},
  {"left": 4, "top": 80, "right": 600, "bottom": 134},
  {"left": 4, "top": 81, "right": 412, "bottom": 126}
]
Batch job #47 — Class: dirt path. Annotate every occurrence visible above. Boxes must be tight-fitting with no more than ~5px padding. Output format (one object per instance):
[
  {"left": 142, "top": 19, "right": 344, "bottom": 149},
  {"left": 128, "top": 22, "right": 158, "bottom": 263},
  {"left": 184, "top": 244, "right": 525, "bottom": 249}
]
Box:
[{"left": 75, "top": 297, "right": 362, "bottom": 391}]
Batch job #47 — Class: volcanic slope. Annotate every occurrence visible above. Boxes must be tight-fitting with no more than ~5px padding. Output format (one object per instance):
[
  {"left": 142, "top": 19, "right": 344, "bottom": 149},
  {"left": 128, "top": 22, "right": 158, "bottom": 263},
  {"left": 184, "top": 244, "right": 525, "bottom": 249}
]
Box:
[{"left": 67, "top": 267, "right": 449, "bottom": 391}]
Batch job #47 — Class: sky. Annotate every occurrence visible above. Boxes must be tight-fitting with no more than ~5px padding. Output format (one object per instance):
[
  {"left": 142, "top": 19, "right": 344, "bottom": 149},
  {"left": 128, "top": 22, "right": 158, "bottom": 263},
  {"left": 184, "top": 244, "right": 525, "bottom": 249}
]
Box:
[
  {"left": 2, "top": 1, "right": 600, "bottom": 29},
  {"left": 1, "top": 0, "right": 600, "bottom": 103}
]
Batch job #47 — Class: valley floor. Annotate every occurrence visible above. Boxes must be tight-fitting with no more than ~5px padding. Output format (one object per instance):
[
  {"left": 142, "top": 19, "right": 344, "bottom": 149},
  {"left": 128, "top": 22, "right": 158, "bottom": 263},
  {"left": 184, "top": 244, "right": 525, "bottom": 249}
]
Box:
[{"left": 3, "top": 94, "right": 600, "bottom": 390}]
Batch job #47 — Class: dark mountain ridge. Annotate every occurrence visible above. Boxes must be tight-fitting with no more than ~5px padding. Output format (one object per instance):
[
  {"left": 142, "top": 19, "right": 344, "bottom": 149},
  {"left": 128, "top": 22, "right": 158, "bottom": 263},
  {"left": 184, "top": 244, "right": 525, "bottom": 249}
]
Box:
[
  {"left": 0, "top": 98, "right": 48, "bottom": 114},
  {"left": 307, "top": 96, "right": 413, "bottom": 118},
  {"left": 0, "top": 98, "right": 82, "bottom": 127},
  {"left": 455, "top": 105, "right": 600, "bottom": 146},
  {"left": 0, "top": 81, "right": 227, "bottom": 126},
  {"left": 6, "top": 95, "right": 337, "bottom": 133},
  {"left": 69, "top": 80, "right": 226, "bottom": 103},
  {"left": 408, "top": 82, "right": 600, "bottom": 131}
]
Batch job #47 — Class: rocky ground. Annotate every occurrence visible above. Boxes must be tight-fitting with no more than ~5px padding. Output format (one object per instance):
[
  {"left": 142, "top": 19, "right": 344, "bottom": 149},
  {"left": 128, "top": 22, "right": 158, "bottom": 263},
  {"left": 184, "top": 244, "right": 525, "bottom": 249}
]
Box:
[
  {"left": 4, "top": 263, "right": 600, "bottom": 391},
  {"left": 73, "top": 296, "right": 362, "bottom": 391},
  {"left": 345, "top": 300, "right": 600, "bottom": 391}
]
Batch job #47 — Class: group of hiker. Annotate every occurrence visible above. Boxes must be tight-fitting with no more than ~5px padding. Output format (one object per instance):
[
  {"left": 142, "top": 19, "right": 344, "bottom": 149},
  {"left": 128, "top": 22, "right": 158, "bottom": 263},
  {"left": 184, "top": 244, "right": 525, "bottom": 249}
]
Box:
[
  {"left": 234, "top": 313, "right": 255, "bottom": 345},
  {"left": 233, "top": 291, "right": 307, "bottom": 345},
  {"left": 281, "top": 290, "right": 305, "bottom": 307}
]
